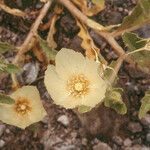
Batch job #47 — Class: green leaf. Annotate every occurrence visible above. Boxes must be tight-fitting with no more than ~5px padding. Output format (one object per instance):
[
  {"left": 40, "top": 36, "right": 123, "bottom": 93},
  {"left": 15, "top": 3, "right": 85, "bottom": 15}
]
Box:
[
  {"left": 0, "top": 94, "right": 15, "bottom": 104},
  {"left": 92, "top": 0, "right": 105, "bottom": 7},
  {"left": 78, "top": 105, "right": 92, "bottom": 113},
  {"left": 38, "top": 36, "right": 57, "bottom": 61},
  {"left": 0, "top": 59, "right": 21, "bottom": 74},
  {"left": 103, "top": 61, "right": 118, "bottom": 85},
  {"left": 123, "top": 32, "right": 150, "bottom": 73},
  {"left": 115, "top": 0, "right": 150, "bottom": 34},
  {"left": 0, "top": 42, "right": 15, "bottom": 54},
  {"left": 123, "top": 32, "right": 147, "bottom": 50},
  {"left": 104, "top": 88, "right": 127, "bottom": 115},
  {"left": 139, "top": 89, "right": 150, "bottom": 119}
]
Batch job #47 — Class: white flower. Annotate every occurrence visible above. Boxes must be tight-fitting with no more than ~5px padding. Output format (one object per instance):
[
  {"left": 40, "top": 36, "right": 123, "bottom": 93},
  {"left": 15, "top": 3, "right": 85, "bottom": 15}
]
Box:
[
  {"left": 44, "top": 48, "right": 107, "bottom": 109},
  {"left": 0, "top": 86, "right": 47, "bottom": 129}
]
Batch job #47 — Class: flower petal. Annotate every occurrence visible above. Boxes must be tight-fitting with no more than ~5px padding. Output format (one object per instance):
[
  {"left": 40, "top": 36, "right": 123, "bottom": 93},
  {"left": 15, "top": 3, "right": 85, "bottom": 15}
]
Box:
[
  {"left": 0, "top": 86, "right": 47, "bottom": 129},
  {"left": 44, "top": 65, "right": 69, "bottom": 102},
  {"left": 55, "top": 48, "right": 85, "bottom": 79},
  {"left": 82, "top": 78, "right": 107, "bottom": 107}
]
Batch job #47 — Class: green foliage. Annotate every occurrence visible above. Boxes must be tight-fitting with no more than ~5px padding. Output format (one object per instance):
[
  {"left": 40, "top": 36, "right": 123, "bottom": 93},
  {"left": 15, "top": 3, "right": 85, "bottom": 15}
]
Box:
[
  {"left": 0, "top": 94, "right": 15, "bottom": 104},
  {"left": 78, "top": 105, "right": 92, "bottom": 113},
  {"left": 123, "top": 32, "right": 150, "bottom": 73},
  {"left": 139, "top": 89, "right": 150, "bottom": 119},
  {"left": 0, "top": 42, "right": 16, "bottom": 54},
  {"left": 103, "top": 61, "right": 118, "bottom": 85},
  {"left": 38, "top": 36, "right": 57, "bottom": 61},
  {"left": 0, "top": 59, "right": 21, "bottom": 74},
  {"left": 92, "top": 0, "right": 104, "bottom": 7},
  {"left": 104, "top": 88, "right": 127, "bottom": 115},
  {"left": 123, "top": 32, "right": 147, "bottom": 50},
  {"left": 116, "top": 0, "right": 150, "bottom": 33}
]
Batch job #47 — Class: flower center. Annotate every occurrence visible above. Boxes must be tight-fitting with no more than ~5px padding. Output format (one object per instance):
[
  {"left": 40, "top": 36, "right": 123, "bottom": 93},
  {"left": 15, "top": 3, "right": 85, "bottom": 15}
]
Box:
[
  {"left": 67, "top": 74, "right": 90, "bottom": 98},
  {"left": 14, "top": 98, "right": 31, "bottom": 115},
  {"left": 74, "top": 82, "right": 83, "bottom": 91}
]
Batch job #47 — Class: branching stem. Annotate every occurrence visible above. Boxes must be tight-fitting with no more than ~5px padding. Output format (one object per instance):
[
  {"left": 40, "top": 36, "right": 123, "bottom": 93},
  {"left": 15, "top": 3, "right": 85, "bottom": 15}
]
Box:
[{"left": 11, "top": 1, "right": 52, "bottom": 89}]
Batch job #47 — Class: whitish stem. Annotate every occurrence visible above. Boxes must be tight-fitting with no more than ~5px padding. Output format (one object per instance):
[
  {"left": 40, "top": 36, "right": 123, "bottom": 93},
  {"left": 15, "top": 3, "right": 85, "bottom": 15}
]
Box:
[{"left": 11, "top": 1, "right": 52, "bottom": 89}]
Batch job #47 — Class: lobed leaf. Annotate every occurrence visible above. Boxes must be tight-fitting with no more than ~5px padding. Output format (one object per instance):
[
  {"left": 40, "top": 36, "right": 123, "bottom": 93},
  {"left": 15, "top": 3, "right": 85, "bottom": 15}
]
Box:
[
  {"left": 104, "top": 88, "right": 127, "bottom": 115},
  {"left": 123, "top": 32, "right": 150, "bottom": 73},
  {"left": 139, "top": 89, "right": 150, "bottom": 119},
  {"left": 38, "top": 36, "right": 57, "bottom": 61},
  {"left": 78, "top": 105, "right": 92, "bottom": 113},
  {"left": 0, "top": 94, "right": 15, "bottom": 104},
  {"left": 0, "top": 42, "right": 16, "bottom": 54},
  {"left": 0, "top": 59, "right": 21, "bottom": 74},
  {"left": 115, "top": 0, "right": 150, "bottom": 35},
  {"left": 123, "top": 32, "right": 147, "bottom": 50}
]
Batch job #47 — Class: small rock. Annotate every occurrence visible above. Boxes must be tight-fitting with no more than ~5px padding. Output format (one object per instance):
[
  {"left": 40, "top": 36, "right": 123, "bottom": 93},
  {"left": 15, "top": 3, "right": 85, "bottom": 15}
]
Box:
[
  {"left": 128, "top": 122, "right": 142, "bottom": 133},
  {"left": 124, "top": 138, "right": 132, "bottom": 147},
  {"left": 57, "top": 115, "right": 69, "bottom": 126},
  {"left": 55, "top": 145, "right": 76, "bottom": 150},
  {"left": 0, "top": 140, "right": 5, "bottom": 148},
  {"left": 140, "top": 114, "right": 150, "bottom": 128},
  {"left": 112, "top": 136, "right": 123, "bottom": 145},
  {"left": 0, "top": 125, "right": 5, "bottom": 137},
  {"left": 146, "top": 133, "right": 150, "bottom": 142},
  {"left": 82, "top": 138, "right": 88, "bottom": 146},
  {"left": 93, "top": 142, "right": 112, "bottom": 150}
]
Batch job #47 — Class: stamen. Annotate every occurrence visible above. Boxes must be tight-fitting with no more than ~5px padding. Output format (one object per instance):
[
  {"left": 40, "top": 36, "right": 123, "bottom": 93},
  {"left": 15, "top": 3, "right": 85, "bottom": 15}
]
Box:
[
  {"left": 14, "top": 98, "right": 31, "bottom": 115},
  {"left": 67, "top": 74, "right": 90, "bottom": 98}
]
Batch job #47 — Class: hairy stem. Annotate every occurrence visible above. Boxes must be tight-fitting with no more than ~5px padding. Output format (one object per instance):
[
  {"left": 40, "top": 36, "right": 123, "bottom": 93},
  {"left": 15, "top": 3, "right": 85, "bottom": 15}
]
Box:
[
  {"left": 11, "top": 1, "right": 52, "bottom": 89},
  {"left": 58, "top": 0, "right": 134, "bottom": 65}
]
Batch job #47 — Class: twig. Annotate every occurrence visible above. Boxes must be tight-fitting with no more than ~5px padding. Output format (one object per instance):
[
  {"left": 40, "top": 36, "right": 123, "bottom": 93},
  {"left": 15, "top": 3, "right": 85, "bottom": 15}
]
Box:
[
  {"left": 12, "top": 1, "right": 52, "bottom": 89},
  {"left": 0, "top": 1, "right": 26, "bottom": 17},
  {"left": 109, "top": 54, "right": 126, "bottom": 84},
  {"left": 58, "top": 0, "right": 134, "bottom": 65}
]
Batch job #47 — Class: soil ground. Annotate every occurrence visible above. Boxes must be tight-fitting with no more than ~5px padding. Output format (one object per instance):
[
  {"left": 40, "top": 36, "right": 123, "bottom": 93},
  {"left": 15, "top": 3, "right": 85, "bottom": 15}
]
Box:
[{"left": 0, "top": 0, "right": 150, "bottom": 150}]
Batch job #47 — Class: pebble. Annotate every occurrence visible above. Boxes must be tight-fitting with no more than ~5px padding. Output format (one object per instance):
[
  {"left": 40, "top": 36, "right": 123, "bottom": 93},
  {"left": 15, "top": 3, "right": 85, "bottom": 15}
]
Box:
[
  {"left": 146, "top": 133, "right": 150, "bottom": 142},
  {"left": 93, "top": 142, "right": 112, "bottom": 150},
  {"left": 0, "top": 140, "right": 5, "bottom": 148},
  {"left": 112, "top": 136, "right": 123, "bottom": 145},
  {"left": 57, "top": 115, "right": 69, "bottom": 127},
  {"left": 0, "top": 125, "right": 5, "bottom": 137},
  {"left": 124, "top": 138, "right": 132, "bottom": 147},
  {"left": 57, "top": 145, "right": 76, "bottom": 150},
  {"left": 140, "top": 114, "right": 150, "bottom": 128},
  {"left": 128, "top": 122, "right": 142, "bottom": 133}
]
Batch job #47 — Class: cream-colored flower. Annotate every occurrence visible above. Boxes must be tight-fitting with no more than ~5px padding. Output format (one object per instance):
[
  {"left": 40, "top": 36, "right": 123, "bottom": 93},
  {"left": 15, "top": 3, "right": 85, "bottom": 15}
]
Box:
[
  {"left": 0, "top": 86, "right": 47, "bottom": 129},
  {"left": 44, "top": 48, "right": 108, "bottom": 109}
]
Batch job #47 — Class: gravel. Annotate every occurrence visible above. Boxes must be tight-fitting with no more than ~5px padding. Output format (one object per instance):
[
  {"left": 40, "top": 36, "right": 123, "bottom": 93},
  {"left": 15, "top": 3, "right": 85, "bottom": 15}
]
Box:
[{"left": 57, "top": 115, "right": 70, "bottom": 127}]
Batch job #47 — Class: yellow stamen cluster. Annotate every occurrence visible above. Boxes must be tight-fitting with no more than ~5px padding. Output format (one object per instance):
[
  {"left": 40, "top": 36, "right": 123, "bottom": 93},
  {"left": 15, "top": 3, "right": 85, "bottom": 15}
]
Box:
[
  {"left": 67, "top": 74, "right": 90, "bottom": 98},
  {"left": 14, "top": 98, "right": 31, "bottom": 115}
]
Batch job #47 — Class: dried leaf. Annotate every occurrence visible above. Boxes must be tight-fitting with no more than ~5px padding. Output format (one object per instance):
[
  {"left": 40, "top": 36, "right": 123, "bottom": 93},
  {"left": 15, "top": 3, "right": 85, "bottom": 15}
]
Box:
[
  {"left": 77, "top": 20, "right": 100, "bottom": 60},
  {"left": 104, "top": 88, "right": 127, "bottom": 115},
  {"left": 114, "top": 0, "right": 150, "bottom": 36},
  {"left": 0, "top": 41, "right": 16, "bottom": 54},
  {"left": 0, "top": 94, "right": 15, "bottom": 104},
  {"left": 72, "top": 0, "right": 105, "bottom": 16},
  {"left": 139, "top": 89, "right": 150, "bottom": 119}
]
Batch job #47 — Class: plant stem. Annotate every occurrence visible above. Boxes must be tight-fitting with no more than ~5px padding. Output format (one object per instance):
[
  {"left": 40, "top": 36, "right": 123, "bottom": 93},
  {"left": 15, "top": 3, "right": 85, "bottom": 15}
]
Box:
[
  {"left": 109, "top": 54, "right": 126, "bottom": 84},
  {"left": 11, "top": 1, "right": 52, "bottom": 89},
  {"left": 58, "top": 0, "right": 134, "bottom": 65}
]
